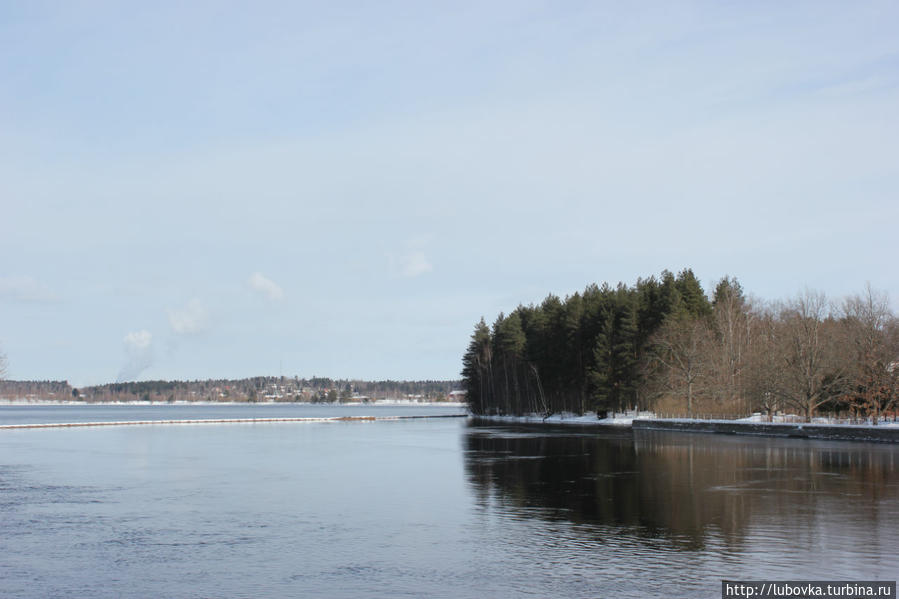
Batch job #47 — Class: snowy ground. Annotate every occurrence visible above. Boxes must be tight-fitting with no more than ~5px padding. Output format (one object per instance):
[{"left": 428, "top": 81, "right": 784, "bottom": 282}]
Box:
[
  {"left": 472, "top": 410, "right": 656, "bottom": 427},
  {"left": 737, "top": 413, "right": 899, "bottom": 428},
  {"left": 647, "top": 414, "right": 899, "bottom": 429},
  {"left": 467, "top": 410, "right": 899, "bottom": 429},
  {"left": 370, "top": 399, "right": 466, "bottom": 407}
]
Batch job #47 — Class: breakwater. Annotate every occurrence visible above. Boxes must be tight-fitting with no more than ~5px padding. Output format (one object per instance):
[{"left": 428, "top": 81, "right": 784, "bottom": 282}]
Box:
[
  {"left": 0, "top": 414, "right": 467, "bottom": 430},
  {"left": 632, "top": 419, "right": 899, "bottom": 443}
]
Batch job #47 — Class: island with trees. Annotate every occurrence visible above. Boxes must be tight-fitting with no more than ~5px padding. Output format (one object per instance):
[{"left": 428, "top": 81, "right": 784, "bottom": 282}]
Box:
[{"left": 462, "top": 269, "right": 898, "bottom": 424}]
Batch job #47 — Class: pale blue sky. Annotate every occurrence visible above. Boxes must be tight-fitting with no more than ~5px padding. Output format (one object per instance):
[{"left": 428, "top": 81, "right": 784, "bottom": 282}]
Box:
[{"left": 2, "top": 1, "right": 898, "bottom": 386}]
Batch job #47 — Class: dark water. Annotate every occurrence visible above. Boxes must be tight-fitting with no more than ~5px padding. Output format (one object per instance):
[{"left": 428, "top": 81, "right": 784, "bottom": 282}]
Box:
[{"left": 1, "top": 411, "right": 897, "bottom": 598}]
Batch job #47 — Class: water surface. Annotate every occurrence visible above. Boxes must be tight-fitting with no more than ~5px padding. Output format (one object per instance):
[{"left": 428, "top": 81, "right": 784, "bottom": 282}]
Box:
[{"left": 1, "top": 409, "right": 896, "bottom": 598}]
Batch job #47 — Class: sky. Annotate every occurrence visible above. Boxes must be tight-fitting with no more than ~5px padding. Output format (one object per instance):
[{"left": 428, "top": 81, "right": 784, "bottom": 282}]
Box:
[{"left": 2, "top": 1, "right": 898, "bottom": 386}]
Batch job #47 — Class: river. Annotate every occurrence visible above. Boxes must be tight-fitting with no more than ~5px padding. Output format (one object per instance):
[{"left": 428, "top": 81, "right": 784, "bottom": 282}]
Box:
[{"left": 1, "top": 405, "right": 896, "bottom": 598}]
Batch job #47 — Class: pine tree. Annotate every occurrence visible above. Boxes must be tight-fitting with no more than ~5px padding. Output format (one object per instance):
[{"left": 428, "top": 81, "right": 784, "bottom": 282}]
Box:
[
  {"left": 590, "top": 300, "right": 615, "bottom": 414},
  {"left": 492, "top": 312, "right": 528, "bottom": 414},
  {"left": 675, "top": 268, "right": 711, "bottom": 318},
  {"left": 590, "top": 291, "right": 638, "bottom": 414},
  {"left": 462, "top": 318, "right": 492, "bottom": 415},
  {"left": 611, "top": 292, "right": 638, "bottom": 411},
  {"left": 563, "top": 292, "right": 586, "bottom": 413}
]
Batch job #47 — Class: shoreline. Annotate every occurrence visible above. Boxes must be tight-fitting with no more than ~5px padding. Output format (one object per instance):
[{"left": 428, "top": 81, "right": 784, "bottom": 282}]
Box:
[
  {"left": 470, "top": 411, "right": 644, "bottom": 427},
  {"left": 631, "top": 418, "right": 899, "bottom": 443},
  {"left": 471, "top": 412, "right": 899, "bottom": 443}
]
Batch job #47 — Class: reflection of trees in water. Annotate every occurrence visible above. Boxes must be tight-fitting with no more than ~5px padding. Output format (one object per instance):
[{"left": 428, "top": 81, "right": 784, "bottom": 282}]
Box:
[{"left": 463, "top": 424, "right": 899, "bottom": 550}]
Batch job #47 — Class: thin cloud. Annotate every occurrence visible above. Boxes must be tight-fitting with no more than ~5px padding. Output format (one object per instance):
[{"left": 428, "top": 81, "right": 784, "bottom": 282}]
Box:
[
  {"left": 248, "top": 272, "right": 285, "bottom": 301},
  {"left": 0, "top": 276, "right": 57, "bottom": 302},
  {"left": 391, "top": 237, "right": 434, "bottom": 278},
  {"left": 399, "top": 250, "right": 433, "bottom": 278},
  {"left": 168, "top": 298, "right": 209, "bottom": 335}
]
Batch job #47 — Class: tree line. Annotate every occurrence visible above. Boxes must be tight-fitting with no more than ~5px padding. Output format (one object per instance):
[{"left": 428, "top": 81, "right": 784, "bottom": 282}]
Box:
[
  {"left": 462, "top": 270, "right": 899, "bottom": 423},
  {"left": 0, "top": 376, "right": 461, "bottom": 403},
  {"left": 0, "top": 379, "right": 73, "bottom": 401}
]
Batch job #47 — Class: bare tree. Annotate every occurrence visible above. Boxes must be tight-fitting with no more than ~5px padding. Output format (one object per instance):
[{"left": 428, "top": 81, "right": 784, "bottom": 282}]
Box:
[
  {"left": 744, "top": 304, "right": 787, "bottom": 420},
  {"left": 647, "top": 314, "right": 714, "bottom": 417},
  {"left": 841, "top": 284, "right": 899, "bottom": 424},
  {"left": 771, "top": 290, "right": 846, "bottom": 422},
  {"left": 0, "top": 347, "right": 7, "bottom": 380},
  {"left": 710, "top": 278, "right": 754, "bottom": 413}
]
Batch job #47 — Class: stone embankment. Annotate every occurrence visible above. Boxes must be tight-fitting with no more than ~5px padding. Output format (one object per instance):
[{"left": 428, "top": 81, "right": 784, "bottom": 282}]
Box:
[{"left": 632, "top": 419, "right": 899, "bottom": 443}]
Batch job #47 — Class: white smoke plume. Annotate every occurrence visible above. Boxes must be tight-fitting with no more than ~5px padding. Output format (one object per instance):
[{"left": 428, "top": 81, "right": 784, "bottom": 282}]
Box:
[
  {"left": 168, "top": 298, "right": 209, "bottom": 335},
  {"left": 117, "top": 330, "right": 154, "bottom": 382}
]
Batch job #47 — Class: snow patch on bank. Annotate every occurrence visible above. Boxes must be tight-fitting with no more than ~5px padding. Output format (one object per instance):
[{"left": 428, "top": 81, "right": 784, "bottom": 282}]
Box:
[
  {"left": 474, "top": 411, "right": 655, "bottom": 427},
  {"left": 736, "top": 413, "right": 899, "bottom": 428},
  {"left": 646, "top": 414, "right": 899, "bottom": 429},
  {"left": 371, "top": 400, "right": 466, "bottom": 407},
  {"left": 472, "top": 411, "right": 899, "bottom": 430}
]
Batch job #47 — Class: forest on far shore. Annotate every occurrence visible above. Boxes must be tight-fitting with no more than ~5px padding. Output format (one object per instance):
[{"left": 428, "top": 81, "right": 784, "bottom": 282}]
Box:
[
  {"left": 0, "top": 377, "right": 461, "bottom": 404},
  {"left": 462, "top": 269, "right": 899, "bottom": 423}
]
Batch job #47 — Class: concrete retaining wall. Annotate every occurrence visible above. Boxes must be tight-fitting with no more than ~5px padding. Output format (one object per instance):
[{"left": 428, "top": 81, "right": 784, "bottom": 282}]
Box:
[{"left": 632, "top": 419, "right": 899, "bottom": 443}]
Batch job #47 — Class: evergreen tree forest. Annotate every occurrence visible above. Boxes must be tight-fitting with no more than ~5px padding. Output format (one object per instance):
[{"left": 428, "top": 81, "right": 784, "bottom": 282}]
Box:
[{"left": 462, "top": 270, "right": 899, "bottom": 423}]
